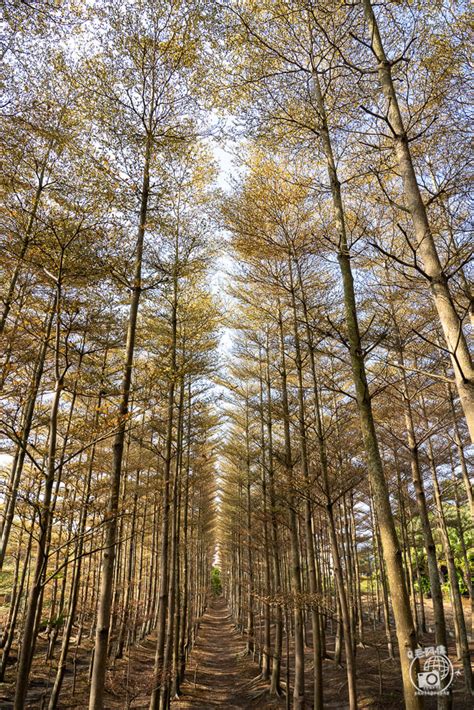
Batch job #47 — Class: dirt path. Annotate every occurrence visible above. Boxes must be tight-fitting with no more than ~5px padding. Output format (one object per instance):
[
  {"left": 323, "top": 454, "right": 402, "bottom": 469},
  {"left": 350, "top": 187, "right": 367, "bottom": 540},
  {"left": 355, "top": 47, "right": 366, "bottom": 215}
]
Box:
[
  {"left": 172, "top": 596, "right": 268, "bottom": 709},
  {"left": 2, "top": 594, "right": 471, "bottom": 709}
]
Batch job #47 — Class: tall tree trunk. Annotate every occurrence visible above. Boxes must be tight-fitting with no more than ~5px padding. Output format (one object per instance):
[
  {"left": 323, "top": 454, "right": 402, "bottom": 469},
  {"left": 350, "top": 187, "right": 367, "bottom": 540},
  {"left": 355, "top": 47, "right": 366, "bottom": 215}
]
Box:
[
  {"left": 258, "top": 350, "right": 272, "bottom": 682},
  {"left": 278, "top": 308, "right": 305, "bottom": 710},
  {"left": 419, "top": 395, "right": 473, "bottom": 696},
  {"left": 371, "top": 497, "right": 394, "bottom": 659},
  {"left": 161, "top": 377, "right": 184, "bottom": 707},
  {"left": 397, "top": 353, "right": 451, "bottom": 707},
  {"left": 0, "top": 520, "right": 34, "bottom": 681},
  {"left": 289, "top": 259, "right": 324, "bottom": 708},
  {"left": 88, "top": 132, "right": 151, "bottom": 710},
  {"left": 115, "top": 467, "right": 140, "bottom": 660},
  {"left": 48, "top": 377, "right": 106, "bottom": 710},
  {"left": 445, "top": 382, "right": 473, "bottom": 519},
  {"left": 244, "top": 396, "right": 255, "bottom": 655},
  {"left": 0, "top": 294, "right": 56, "bottom": 568},
  {"left": 264, "top": 337, "right": 283, "bottom": 696},
  {"left": 362, "top": 0, "right": 474, "bottom": 442},
  {"left": 310, "top": 68, "right": 421, "bottom": 709},
  {"left": 14, "top": 270, "right": 66, "bottom": 710},
  {"left": 149, "top": 259, "right": 178, "bottom": 710},
  {"left": 178, "top": 383, "right": 192, "bottom": 685}
]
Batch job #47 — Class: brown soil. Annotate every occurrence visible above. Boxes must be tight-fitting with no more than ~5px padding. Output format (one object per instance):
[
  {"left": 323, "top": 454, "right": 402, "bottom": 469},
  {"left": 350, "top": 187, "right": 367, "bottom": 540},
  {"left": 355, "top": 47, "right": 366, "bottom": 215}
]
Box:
[
  {"left": 1, "top": 596, "right": 472, "bottom": 708},
  {"left": 171, "top": 596, "right": 276, "bottom": 709}
]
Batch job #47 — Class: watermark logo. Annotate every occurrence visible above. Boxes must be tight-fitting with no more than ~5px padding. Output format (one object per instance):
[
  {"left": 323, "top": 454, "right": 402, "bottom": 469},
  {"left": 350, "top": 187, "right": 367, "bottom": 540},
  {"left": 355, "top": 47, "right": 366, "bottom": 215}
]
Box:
[{"left": 407, "top": 645, "right": 454, "bottom": 696}]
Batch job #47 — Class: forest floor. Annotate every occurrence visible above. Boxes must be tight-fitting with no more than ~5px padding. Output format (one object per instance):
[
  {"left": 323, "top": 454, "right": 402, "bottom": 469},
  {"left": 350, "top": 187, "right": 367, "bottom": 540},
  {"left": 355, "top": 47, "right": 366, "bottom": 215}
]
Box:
[
  {"left": 1, "top": 596, "right": 472, "bottom": 708},
  {"left": 171, "top": 596, "right": 276, "bottom": 709}
]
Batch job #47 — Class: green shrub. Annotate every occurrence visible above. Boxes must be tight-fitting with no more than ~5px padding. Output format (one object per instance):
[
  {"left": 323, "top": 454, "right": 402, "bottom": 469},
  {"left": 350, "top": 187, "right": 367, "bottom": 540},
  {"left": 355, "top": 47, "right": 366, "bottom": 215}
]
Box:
[{"left": 210, "top": 566, "right": 222, "bottom": 596}]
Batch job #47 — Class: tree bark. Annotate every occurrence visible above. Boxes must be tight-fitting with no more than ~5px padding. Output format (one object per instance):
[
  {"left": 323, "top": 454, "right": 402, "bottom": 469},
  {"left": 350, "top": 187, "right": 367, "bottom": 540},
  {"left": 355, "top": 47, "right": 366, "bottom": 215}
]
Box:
[
  {"left": 278, "top": 308, "right": 305, "bottom": 710},
  {"left": 149, "top": 254, "right": 178, "bottom": 710},
  {"left": 362, "top": 0, "right": 474, "bottom": 442},
  {"left": 88, "top": 132, "right": 151, "bottom": 710},
  {"left": 310, "top": 68, "right": 421, "bottom": 709},
  {"left": 14, "top": 271, "right": 66, "bottom": 710},
  {"left": 264, "top": 336, "right": 283, "bottom": 696},
  {"left": 289, "top": 259, "right": 324, "bottom": 708},
  {"left": 0, "top": 294, "right": 56, "bottom": 568}
]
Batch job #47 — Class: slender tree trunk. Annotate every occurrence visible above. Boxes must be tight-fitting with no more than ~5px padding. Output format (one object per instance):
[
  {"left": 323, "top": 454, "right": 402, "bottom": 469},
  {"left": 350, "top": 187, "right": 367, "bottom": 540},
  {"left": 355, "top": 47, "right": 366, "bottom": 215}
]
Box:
[
  {"left": 149, "top": 264, "right": 178, "bottom": 710},
  {"left": 0, "top": 294, "right": 56, "bottom": 568},
  {"left": 14, "top": 273, "right": 66, "bottom": 710},
  {"left": 310, "top": 69, "right": 421, "bottom": 709},
  {"left": 0, "top": 154, "right": 50, "bottom": 335},
  {"left": 278, "top": 309, "right": 305, "bottom": 710},
  {"left": 178, "top": 383, "right": 192, "bottom": 684},
  {"left": 48, "top": 385, "right": 105, "bottom": 709},
  {"left": 0, "top": 527, "right": 23, "bottom": 649},
  {"left": 244, "top": 397, "right": 255, "bottom": 655},
  {"left": 350, "top": 494, "right": 364, "bottom": 646},
  {"left": 0, "top": 521, "right": 34, "bottom": 681},
  {"left": 289, "top": 260, "right": 324, "bottom": 708},
  {"left": 362, "top": 0, "right": 474, "bottom": 442},
  {"left": 449, "top": 451, "right": 473, "bottom": 625},
  {"left": 161, "top": 377, "right": 184, "bottom": 706},
  {"left": 445, "top": 384, "right": 473, "bottom": 518},
  {"left": 171, "top": 470, "right": 183, "bottom": 699},
  {"left": 419, "top": 396, "right": 473, "bottom": 696},
  {"left": 395, "top": 349, "right": 450, "bottom": 707},
  {"left": 258, "top": 351, "right": 272, "bottom": 681},
  {"left": 371, "top": 497, "right": 394, "bottom": 659},
  {"left": 88, "top": 133, "right": 152, "bottom": 710},
  {"left": 264, "top": 338, "right": 283, "bottom": 696},
  {"left": 115, "top": 467, "right": 140, "bottom": 660}
]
